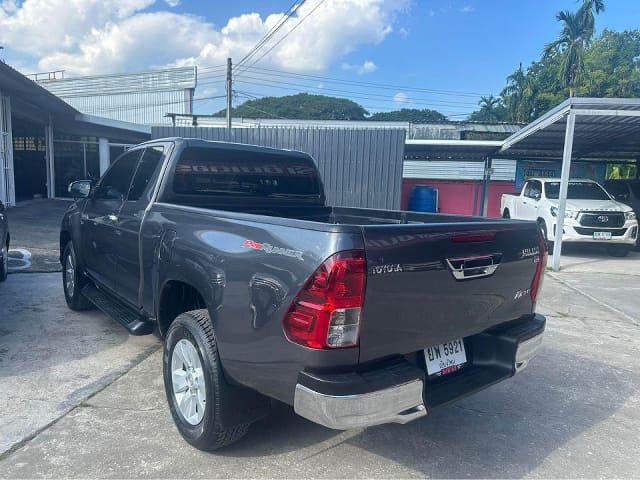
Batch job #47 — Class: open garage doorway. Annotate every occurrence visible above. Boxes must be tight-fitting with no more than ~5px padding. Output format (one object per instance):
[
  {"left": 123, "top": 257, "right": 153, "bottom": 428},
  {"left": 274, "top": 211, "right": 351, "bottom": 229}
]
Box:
[{"left": 11, "top": 118, "right": 47, "bottom": 201}]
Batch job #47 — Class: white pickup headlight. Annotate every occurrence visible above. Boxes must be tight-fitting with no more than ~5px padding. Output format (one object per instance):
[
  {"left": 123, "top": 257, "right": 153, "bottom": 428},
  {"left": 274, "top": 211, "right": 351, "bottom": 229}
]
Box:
[
  {"left": 550, "top": 207, "right": 579, "bottom": 219},
  {"left": 625, "top": 211, "right": 637, "bottom": 221}
]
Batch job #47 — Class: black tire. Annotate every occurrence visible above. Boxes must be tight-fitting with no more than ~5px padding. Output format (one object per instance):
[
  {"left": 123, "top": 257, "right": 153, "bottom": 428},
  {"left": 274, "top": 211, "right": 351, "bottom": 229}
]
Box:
[
  {"left": 607, "top": 245, "right": 631, "bottom": 257},
  {"left": 163, "top": 309, "right": 249, "bottom": 451},
  {"left": 62, "top": 242, "right": 94, "bottom": 311},
  {"left": 502, "top": 209, "right": 510, "bottom": 219},
  {"left": 539, "top": 220, "right": 554, "bottom": 254},
  {"left": 0, "top": 240, "right": 8, "bottom": 282}
]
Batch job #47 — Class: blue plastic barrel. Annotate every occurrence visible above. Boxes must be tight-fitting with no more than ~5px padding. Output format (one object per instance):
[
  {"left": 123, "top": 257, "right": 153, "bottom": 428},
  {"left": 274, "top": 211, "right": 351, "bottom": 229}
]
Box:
[{"left": 408, "top": 185, "right": 438, "bottom": 212}]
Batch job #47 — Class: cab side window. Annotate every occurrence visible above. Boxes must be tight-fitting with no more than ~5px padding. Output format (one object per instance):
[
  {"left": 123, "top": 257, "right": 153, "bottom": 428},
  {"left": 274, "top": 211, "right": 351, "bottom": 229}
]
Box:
[
  {"left": 524, "top": 180, "right": 542, "bottom": 199},
  {"left": 94, "top": 150, "right": 141, "bottom": 201},
  {"left": 127, "top": 146, "right": 165, "bottom": 203}
]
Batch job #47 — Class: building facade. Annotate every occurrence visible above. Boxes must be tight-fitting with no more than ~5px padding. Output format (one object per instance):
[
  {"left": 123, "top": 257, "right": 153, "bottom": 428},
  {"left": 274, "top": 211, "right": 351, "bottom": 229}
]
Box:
[
  {"left": 36, "top": 67, "right": 196, "bottom": 126},
  {"left": 1, "top": 62, "right": 150, "bottom": 206}
]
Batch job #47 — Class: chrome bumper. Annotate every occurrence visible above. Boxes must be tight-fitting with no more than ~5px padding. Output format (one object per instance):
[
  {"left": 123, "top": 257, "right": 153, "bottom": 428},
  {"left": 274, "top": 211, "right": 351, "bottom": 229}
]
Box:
[
  {"left": 514, "top": 330, "right": 544, "bottom": 373},
  {"left": 294, "top": 379, "right": 427, "bottom": 430}
]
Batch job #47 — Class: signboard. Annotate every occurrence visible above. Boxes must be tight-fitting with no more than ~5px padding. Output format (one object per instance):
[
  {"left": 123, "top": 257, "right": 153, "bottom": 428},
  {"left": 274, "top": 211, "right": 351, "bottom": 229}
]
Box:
[{"left": 515, "top": 160, "right": 606, "bottom": 190}]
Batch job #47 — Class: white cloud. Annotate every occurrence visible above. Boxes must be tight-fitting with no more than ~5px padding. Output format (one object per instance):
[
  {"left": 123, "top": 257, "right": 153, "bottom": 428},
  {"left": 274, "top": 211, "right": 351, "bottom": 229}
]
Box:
[
  {"left": 393, "top": 92, "right": 409, "bottom": 104},
  {"left": 0, "top": 0, "right": 409, "bottom": 76},
  {"left": 398, "top": 27, "right": 409, "bottom": 38},
  {"left": 164, "top": 0, "right": 180, "bottom": 6},
  {"left": 341, "top": 60, "right": 378, "bottom": 75},
  {"left": 459, "top": 5, "right": 475, "bottom": 13}
]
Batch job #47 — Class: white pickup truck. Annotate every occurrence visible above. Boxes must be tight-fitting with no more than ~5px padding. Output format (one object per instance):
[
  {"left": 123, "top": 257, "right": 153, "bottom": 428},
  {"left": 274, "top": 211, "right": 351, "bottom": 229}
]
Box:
[{"left": 501, "top": 178, "right": 638, "bottom": 257}]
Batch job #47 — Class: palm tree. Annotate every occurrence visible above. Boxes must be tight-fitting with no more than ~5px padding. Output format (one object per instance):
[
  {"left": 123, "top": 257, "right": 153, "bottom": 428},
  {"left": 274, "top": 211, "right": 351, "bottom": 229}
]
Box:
[
  {"left": 579, "top": 0, "right": 605, "bottom": 36},
  {"left": 501, "top": 64, "right": 535, "bottom": 122},
  {"left": 543, "top": 1, "right": 604, "bottom": 97},
  {"left": 477, "top": 95, "right": 501, "bottom": 122}
]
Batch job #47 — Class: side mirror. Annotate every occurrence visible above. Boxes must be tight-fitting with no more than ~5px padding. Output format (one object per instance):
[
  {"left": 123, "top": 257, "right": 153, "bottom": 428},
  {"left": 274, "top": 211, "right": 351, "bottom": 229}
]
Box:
[
  {"left": 615, "top": 193, "right": 629, "bottom": 202},
  {"left": 68, "top": 180, "right": 92, "bottom": 199}
]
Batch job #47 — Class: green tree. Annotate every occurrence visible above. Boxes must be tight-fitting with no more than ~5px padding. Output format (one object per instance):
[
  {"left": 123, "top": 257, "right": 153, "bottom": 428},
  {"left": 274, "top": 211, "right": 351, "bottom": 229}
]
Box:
[
  {"left": 542, "top": 5, "right": 602, "bottom": 97},
  {"left": 215, "top": 93, "right": 369, "bottom": 120},
  {"left": 501, "top": 63, "right": 536, "bottom": 122},
  {"left": 367, "top": 108, "right": 447, "bottom": 122},
  {"left": 467, "top": 95, "right": 508, "bottom": 122}
]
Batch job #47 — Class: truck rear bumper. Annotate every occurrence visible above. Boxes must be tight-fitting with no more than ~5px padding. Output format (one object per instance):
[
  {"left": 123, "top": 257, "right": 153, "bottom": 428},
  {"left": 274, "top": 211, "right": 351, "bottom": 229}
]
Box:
[
  {"left": 294, "top": 314, "right": 545, "bottom": 430},
  {"left": 294, "top": 380, "right": 427, "bottom": 430}
]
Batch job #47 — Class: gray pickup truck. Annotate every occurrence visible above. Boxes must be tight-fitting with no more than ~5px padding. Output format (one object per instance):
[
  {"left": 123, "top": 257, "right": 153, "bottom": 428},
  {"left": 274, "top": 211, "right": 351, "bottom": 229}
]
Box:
[{"left": 60, "top": 138, "right": 547, "bottom": 450}]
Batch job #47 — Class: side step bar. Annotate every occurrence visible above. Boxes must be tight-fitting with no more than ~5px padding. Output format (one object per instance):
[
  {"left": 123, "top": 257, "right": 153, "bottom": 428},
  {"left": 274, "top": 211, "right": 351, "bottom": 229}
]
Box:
[{"left": 81, "top": 284, "right": 154, "bottom": 335}]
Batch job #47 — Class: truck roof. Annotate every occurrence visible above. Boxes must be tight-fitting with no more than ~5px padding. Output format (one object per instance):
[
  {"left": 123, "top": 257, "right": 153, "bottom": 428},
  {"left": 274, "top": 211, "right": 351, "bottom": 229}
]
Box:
[
  {"left": 526, "top": 177, "right": 598, "bottom": 183},
  {"left": 136, "top": 137, "right": 312, "bottom": 160}
]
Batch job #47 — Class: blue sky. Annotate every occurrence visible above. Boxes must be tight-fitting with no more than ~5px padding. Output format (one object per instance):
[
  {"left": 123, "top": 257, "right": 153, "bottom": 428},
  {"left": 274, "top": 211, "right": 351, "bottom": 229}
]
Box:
[{"left": 1, "top": 0, "right": 639, "bottom": 118}]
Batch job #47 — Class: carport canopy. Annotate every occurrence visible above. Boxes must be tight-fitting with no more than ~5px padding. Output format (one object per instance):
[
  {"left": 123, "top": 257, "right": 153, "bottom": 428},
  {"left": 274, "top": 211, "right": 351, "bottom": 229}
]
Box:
[{"left": 498, "top": 97, "right": 640, "bottom": 271}]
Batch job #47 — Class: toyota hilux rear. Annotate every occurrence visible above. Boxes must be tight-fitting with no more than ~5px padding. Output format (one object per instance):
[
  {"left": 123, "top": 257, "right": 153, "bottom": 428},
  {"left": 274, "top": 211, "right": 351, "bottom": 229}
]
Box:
[{"left": 293, "top": 216, "right": 547, "bottom": 429}]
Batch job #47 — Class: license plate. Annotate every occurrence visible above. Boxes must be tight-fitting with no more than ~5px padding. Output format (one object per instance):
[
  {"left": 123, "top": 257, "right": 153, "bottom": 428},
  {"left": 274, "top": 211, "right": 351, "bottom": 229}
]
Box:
[
  {"left": 424, "top": 339, "right": 467, "bottom": 376},
  {"left": 593, "top": 231, "right": 612, "bottom": 240}
]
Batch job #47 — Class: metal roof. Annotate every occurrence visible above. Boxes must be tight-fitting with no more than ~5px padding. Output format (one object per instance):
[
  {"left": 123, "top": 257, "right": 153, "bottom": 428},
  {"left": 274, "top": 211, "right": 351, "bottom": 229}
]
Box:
[
  {"left": 404, "top": 139, "right": 503, "bottom": 161},
  {"left": 0, "top": 61, "right": 78, "bottom": 119},
  {"left": 499, "top": 97, "right": 640, "bottom": 161}
]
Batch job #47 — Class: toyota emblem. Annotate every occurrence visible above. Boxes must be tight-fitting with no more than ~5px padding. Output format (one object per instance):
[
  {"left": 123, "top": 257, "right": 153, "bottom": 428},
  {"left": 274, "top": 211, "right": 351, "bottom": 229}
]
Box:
[{"left": 597, "top": 215, "right": 609, "bottom": 223}]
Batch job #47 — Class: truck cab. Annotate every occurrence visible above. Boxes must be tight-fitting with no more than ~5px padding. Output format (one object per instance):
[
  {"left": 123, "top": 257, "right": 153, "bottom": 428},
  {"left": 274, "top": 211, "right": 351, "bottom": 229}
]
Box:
[{"left": 501, "top": 178, "right": 638, "bottom": 256}]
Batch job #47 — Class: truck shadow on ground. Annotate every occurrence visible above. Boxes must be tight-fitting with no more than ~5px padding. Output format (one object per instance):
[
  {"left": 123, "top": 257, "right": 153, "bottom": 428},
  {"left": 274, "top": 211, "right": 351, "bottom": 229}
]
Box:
[{"left": 220, "top": 346, "right": 637, "bottom": 478}]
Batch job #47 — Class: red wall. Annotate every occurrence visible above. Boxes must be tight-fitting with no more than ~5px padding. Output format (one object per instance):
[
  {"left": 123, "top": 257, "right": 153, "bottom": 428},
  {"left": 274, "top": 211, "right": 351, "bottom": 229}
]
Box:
[{"left": 402, "top": 179, "right": 516, "bottom": 218}]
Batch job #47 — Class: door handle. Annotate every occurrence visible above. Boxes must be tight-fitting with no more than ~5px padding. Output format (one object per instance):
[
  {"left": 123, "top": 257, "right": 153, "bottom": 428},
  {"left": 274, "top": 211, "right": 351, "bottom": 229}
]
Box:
[{"left": 446, "top": 254, "right": 502, "bottom": 280}]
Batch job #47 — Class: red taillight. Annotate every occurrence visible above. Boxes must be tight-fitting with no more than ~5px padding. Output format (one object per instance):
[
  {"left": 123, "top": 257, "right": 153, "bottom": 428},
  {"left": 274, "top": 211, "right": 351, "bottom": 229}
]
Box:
[
  {"left": 283, "top": 250, "right": 366, "bottom": 349},
  {"left": 530, "top": 233, "right": 548, "bottom": 308}
]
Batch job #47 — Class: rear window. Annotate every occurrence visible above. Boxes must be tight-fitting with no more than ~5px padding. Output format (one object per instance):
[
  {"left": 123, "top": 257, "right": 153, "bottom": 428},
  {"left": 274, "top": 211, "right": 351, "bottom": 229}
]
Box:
[
  {"left": 172, "top": 147, "right": 322, "bottom": 200},
  {"left": 545, "top": 181, "right": 610, "bottom": 200}
]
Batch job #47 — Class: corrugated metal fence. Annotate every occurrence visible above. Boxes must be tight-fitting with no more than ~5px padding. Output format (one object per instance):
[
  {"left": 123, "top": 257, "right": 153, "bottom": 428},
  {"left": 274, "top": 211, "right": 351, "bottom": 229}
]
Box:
[
  {"left": 403, "top": 159, "right": 517, "bottom": 181},
  {"left": 152, "top": 126, "right": 406, "bottom": 209}
]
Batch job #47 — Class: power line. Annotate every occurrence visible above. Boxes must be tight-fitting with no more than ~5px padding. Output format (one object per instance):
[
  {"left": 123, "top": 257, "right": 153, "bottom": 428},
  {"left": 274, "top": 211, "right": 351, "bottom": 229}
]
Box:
[
  {"left": 234, "top": 0, "right": 306, "bottom": 73},
  {"left": 234, "top": 90, "right": 472, "bottom": 120},
  {"left": 236, "top": 0, "right": 329, "bottom": 75},
  {"left": 233, "top": 80, "right": 478, "bottom": 112},
  {"left": 234, "top": 75, "right": 479, "bottom": 107},
  {"left": 237, "top": 64, "right": 491, "bottom": 98}
]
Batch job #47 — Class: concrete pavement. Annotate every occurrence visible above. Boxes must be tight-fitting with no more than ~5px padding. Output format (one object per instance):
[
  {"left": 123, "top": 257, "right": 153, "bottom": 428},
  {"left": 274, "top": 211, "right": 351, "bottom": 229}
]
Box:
[
  {"left": 0, "top": 247, "right": 638, "bottom": 477},
  {"left": 0, "top": 273, "right": 159, "bottom": 456},
  {"left": 4, "top": 200, "right": 70, "bottom": 273}
]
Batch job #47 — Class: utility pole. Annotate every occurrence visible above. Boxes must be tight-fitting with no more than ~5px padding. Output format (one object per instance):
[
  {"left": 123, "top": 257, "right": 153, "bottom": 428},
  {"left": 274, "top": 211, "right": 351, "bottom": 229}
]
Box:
[{"left": 226, "top": 57, "right": 232, "bottom": 129}]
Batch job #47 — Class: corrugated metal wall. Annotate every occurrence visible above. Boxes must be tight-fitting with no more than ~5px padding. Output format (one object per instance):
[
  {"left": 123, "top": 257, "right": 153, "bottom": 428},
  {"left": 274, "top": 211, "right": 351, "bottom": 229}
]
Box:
[
  {"left": 152, "top": 126, "right": 406, "bottom": 209},
  {"left": 403, "top": 159, "right": 517, "bottom": 181}
]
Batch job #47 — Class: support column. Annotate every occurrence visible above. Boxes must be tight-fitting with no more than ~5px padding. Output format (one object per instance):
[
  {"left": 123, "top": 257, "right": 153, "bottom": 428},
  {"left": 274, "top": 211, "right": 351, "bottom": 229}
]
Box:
[
  {"left": 552, "top": 110, "right": 576, "bottom": 272},
  {"left": 45, "top": 118, "right": 55, "bottom": 198},
  {"left": 98, "top": 138, "right": 110, "bottom": 175},
  {"left": 0, "top": 92, "right": 15, "bottom": 207},
  {"left": 480, "top": 156, "right": 493, "bottom": 217}
]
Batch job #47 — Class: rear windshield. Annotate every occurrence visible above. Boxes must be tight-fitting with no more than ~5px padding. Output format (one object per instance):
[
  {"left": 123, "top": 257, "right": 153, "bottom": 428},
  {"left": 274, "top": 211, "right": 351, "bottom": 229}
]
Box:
[
  {"left": 172, "top": 147, "right": 322, "bottom": 200},
  {"left": 545, "top": 181, "right": 610, "bottom": 200}
]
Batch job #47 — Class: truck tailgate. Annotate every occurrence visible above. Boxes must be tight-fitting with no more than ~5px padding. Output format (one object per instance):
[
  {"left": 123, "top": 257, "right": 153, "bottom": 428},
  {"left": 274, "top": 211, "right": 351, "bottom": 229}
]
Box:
[{"left": 359, "top": 221, "right": 542, "bottom": 363}]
